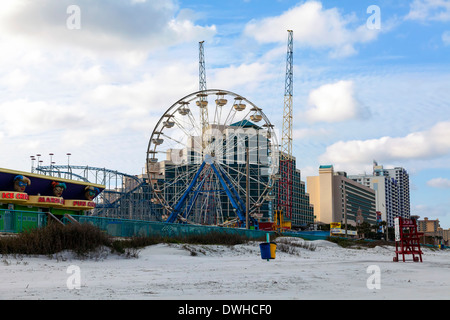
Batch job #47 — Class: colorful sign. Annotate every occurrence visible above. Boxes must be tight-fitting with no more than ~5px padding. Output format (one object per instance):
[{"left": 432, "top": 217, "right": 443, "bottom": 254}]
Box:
[
  {"left": 1, "top": 193, "right": 97, "bottom": 211},
  {"left": 331, "top": 228, "right": 357, "bottom": 236},
  {"left": 28, "top": 196, "right": 65, "bottom": 207},
  {"left": 0, "top": 168, "right": 104, "bottom": 212},
  {"left": 64, "top": 200, "right": 96, "bottom": 210},
  {"left": 1, "top": 191, "right": 98, "bottom": 211},
  {"left": 330, "top": 222, "right": 341, "bottom": 229},
  {"left": 0, "top": 192, "right": 29, "bottom": 202}
]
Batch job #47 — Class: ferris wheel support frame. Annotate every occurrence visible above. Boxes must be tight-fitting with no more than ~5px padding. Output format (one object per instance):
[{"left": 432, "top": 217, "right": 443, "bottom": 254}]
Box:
[{"left": 165, "top": 158, "right": 258, "bottom": 229}]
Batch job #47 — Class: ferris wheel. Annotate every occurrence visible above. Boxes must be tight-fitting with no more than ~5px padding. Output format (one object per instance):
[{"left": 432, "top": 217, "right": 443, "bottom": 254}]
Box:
[{"left": 146, "top": 89, "right": 279, "bottom": 228}]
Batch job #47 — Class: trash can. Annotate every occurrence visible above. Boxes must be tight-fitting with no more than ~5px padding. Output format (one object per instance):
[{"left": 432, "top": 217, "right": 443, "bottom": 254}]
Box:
[
  {"left": 259, "top": 242, "right": 277, "bottom": 260},
  {"left": 259, "top": 242, "right": 271, "bottom": 260},
  {"left": 270, "top": 242, "right": 277, "bottom": 259}
]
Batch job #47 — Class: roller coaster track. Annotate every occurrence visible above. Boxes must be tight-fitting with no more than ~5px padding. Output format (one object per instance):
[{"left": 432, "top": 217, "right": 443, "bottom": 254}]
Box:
[{"left": 35, "top": 165, "right": 158, "bottom": 220}]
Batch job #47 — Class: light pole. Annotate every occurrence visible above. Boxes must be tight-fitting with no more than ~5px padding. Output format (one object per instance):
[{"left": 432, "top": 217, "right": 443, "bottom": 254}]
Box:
[
  {"left": 49, "top": 153, "right": 54, "bottom": 177},
  {"left": 36, "top": 154, "right": 41, "bottom": 170},
  {"left": 66, "top": 153, "right": 72, "bottom": 178},
  {"left": 30, "top": 156, "right": 36, "bottom": 173},
  {"left": 246, "top": 147, "right": 249, "bottom": 229}
]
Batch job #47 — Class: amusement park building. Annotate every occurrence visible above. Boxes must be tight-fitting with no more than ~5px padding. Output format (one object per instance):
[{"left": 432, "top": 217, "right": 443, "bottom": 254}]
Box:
[{"left": 0, "top": 167, "right": 104, "bottom": 233}]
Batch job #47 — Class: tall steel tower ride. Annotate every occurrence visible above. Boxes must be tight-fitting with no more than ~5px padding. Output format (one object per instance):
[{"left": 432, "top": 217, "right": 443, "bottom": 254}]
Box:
[{"left": 278, "top": 30, "right": 294, "bottom": 220}]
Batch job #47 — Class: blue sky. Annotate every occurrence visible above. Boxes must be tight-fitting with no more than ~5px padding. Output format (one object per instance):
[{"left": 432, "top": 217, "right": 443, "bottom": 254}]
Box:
[{"left": 0, "top": 0, "right": 449, "bottom": 228}]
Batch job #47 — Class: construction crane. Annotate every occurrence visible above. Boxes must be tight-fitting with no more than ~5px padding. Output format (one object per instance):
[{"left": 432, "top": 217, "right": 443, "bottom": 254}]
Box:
[{"left": 277, "top": 30, "right": 294, "bottom": 222}]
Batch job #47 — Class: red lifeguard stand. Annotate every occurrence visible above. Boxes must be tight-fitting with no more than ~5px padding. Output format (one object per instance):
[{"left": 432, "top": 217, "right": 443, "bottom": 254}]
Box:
[{"left": 393, "top": 217, "right": 423, "bottom": 262}]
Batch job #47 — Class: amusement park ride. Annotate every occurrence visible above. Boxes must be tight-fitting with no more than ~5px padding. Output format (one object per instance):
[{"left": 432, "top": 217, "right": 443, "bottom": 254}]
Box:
[
  {"left": 146, "top": 86, "right": 278, "bottom": 229},
  {"left": 34, "top": 164, "right": 151, "bottom": 220},
  {"left": 146, "top": 32, "right": 296, "bottom": 230},
  {"left": 278, "top": 30, "right": 294, "bottom": 222}
]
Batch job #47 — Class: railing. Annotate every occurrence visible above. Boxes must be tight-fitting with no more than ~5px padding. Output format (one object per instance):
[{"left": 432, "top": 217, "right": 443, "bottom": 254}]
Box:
[
  {"left": 0, "top": 209, "right": 47, "bottom": 233},
  {"left": 65, "top": 214, "right": 270, "bottom": 239},
  {"left": 1, "top": 209, "right": 331, "bottom": 242}
]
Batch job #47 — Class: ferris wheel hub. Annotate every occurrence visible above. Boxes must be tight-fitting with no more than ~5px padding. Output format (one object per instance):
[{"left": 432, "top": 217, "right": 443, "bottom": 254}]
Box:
[{"left": 204, "top": 154, "right": 214, "bottom": 164}]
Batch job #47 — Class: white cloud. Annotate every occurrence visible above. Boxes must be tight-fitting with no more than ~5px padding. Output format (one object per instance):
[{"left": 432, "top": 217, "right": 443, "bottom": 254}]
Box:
[
  {"left": 427, "top": 177, "right": 450, "bottom": 188},
  {"left": 0, "top": 0, "right": 216, "bottom": 56},
  {"left": 0, "top": 1, "right": 215, "bottom": 158},
  {"left": 293, "top": 127, "right": 331, "bottom": 140},
  {"left": 0, "top": 69, "right": 30, "bottom": 90},
  {"left": 405, "top": 0, "right": 450, "bottom": 22},
  {"left": 60, "top": 65, "right": 108, "bottom": 86},
  {"left": 303, "top": 80, "right": 368, "bottom": 123},
  {"left": 319, "top": 121, "right": 450, "bottom": 170},
  {"left": 0, "top": 1, "right": 216, "bottom": 175},
  {"left": 413, "top": 203, "right": 450, "bottom": 220},
  {"left": 86, "top": 62, "right": 198, "bottom": 115},
  {"left": 243, "top": 1, "right": 379, "bottom": 58},
  {"left": 0, "top": 99, "right": 88, "bottom": 137},
  {"left": 442, "top": 30, "right": 450, "bottom": 45},
  {"left": 211, "top": 62, "right": 276, "bottom": 92}
]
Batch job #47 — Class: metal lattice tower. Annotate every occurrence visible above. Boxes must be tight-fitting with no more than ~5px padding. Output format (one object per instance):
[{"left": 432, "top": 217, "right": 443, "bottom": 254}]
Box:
[
  {"left": 199, "top": 41, "right": 207, "bottom": 93},
  {"left": 278, "top": 30, "right": 294, "bottom": 219},
  {"left": 282, "top": 30, "right": 293, "bottom": 159},
  {"left": 198, "top": 41, "right": 209, "bottom": 137}
]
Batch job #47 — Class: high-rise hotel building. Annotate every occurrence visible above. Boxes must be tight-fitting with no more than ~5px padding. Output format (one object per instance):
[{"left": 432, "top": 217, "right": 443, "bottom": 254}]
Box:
[
  {"left": 349, "top": 162, "right": 410, "bottom": 227},
  {"left": 307, "top": 165, "right": 377, "bottom": 226}
]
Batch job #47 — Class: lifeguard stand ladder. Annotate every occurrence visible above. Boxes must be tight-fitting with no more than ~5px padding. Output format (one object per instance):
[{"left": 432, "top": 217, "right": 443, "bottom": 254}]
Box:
[{"left": 393, "top": 217, "right": 423, "bottom": 262}]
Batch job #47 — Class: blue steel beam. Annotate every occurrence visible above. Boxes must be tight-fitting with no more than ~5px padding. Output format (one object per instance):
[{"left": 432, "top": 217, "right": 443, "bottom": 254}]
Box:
[
  {"left": 216, "top": 163, "right": 246, "bottom": 213},
  {"left": 216, "top": 163, "right": 259, "bottom": 229},
  {"left": 209, "top": 162, "right": 247, "bottom": 226},
  {"left": 166, "top": 159, "right": 258, "bottom": 229},
  {"left": 183, "top": 169, "right": 209, "bottom": 220},
  {"left": 166, "top": 161, "right": 206, "bottom": 223}
]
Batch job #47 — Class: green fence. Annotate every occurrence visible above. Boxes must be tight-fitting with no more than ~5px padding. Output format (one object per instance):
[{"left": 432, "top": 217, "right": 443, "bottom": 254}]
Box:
[
  {"left": 0, "top": 209, "right": 47, "bottom": 233},
  {"left": 1, "top": 209, "right": 330, "bottom": 242},
  {"left": 65, "top": 214, "right": 273, "bottom": 240}
]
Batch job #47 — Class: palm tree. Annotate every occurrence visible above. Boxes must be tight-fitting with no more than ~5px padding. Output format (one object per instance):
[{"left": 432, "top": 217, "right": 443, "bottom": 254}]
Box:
[{"left": 356, "top": 222, "right": 372, "bottom": 239}]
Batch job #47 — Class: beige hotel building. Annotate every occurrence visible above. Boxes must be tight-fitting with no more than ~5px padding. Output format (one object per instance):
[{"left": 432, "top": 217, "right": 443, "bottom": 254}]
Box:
[{"left": 307, "top": 165, "right": 377, "bottom": 226}]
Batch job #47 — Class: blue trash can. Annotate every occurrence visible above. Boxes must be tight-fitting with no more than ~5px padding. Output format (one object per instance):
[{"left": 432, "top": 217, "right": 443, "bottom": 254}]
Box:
[
  {"left": 259, "top": 242, "right": 276, "bottom": 260},
  {"left": 260, "top": 243, "right": 271, "bottom": 259}
]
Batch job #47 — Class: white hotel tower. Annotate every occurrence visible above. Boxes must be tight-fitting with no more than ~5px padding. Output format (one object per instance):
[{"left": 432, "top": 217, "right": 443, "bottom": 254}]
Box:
[{"left": 349, "top": 162, "right": 410, "bottom": 227}]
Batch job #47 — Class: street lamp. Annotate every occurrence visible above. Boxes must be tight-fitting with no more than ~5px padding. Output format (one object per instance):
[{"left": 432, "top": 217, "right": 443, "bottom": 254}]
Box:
[
  {"left": 30, "top": 156, "right": 36, "bottom": 173},
  {"left": 66, "top": 153, "right": 72, "bottom": 179},
  {"left": 36, "top": 154, "right": 41, "bottom": 170},
  {"left": 49, "top": 153, "right": 54, "bottom": 176}
]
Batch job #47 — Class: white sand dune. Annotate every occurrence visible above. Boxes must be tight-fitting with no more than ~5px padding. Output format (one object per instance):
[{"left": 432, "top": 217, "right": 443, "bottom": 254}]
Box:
[{"left": 1, "top": 238, "right": 449, "bottom": 300}]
